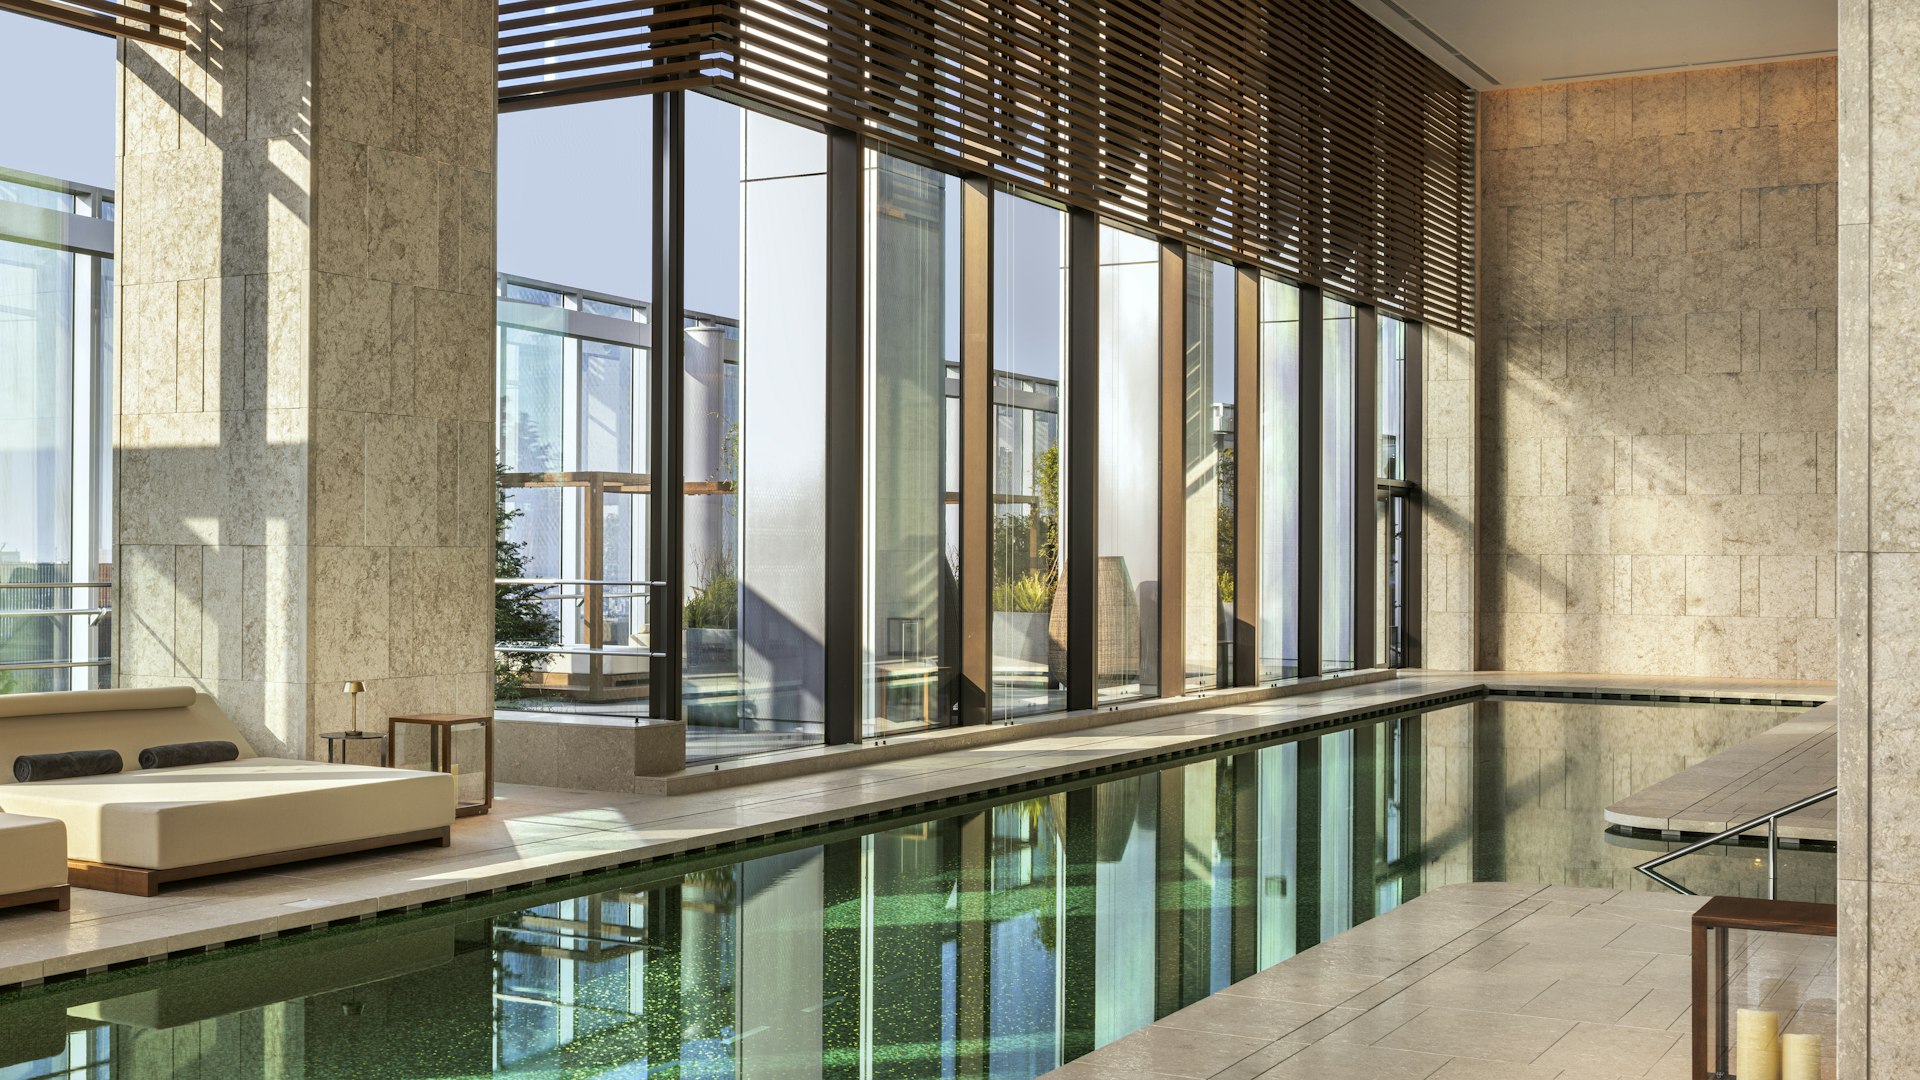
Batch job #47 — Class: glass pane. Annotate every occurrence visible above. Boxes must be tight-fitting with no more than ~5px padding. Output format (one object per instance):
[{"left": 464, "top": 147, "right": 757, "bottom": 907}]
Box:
[
  {"left": 1096, "top": 225, "right": 1159, "bottom": 702},
  {"left": 495, "top": 96, "right": 655, "bottom": 718},
  {"left": 864, "top": 152, "right": 960, "bottom": 736},
  {"left": 992, "top": 192, "right": 1068, "bottom": 719},
  {"left": 1184, "top": 259, "right": 1235, "bottom": 691},
  {"left": 682, "top": 94, "right": 828, "bottom": 759},
  {"left": 1257, "top": 278, "right": 1300, "bottom": 682},
  {"left": 1321, "top": 298, "right": 1357, "bottom": 672},
  {"left": 1378, "top": 315, "right": 1406, "bottom": 480},
  {"left": 0, "top": 238, "right": 77, "bottom": 693}
]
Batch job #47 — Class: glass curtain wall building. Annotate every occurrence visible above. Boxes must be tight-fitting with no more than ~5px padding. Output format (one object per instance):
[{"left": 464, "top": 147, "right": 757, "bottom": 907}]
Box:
[{"left": 488, "top": 87, "right": 1427, "bottom": 758}]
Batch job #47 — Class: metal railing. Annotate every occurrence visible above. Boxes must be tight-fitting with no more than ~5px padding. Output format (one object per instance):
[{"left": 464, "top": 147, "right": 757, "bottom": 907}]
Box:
[
  {"left": 1635, "top": 785, "right": 1839, "bottom": 900},
  {"left": 494, "top": 578, "right": 667, "bottom": 660},
  {"left": 0, "top": 580, "right": 113, "bottom": 675}
]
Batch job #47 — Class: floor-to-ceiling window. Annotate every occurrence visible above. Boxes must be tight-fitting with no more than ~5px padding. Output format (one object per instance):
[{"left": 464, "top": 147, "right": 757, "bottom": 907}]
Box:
[
  {"left": 1184, "top": 258, "right": 1236, "bottom": 690},
  {"left": 681, "top": 94, "right": 830, "bottom": 755},
  {"left": 864, "top": 153, "right": 961, "bottom": 736},
  {"left": 1321, "top": 298, "right": 1358, "bottom": 672},
  {"left": 495, "top": 97, "right": 657, "bottom": 720},
  {"left": 0, "top": 174, "right": 113, "bottom": 694},
  {"left": 1257, "top": 278, "right": 1301, "bottom": 683},
  {"left": 0, "top": 15, "right": 115, "bottom": 696},
  {"left": 1095, "top": 224, "right": 1159, "bottom": 702},
  {"left": 992, "top": 192, "right": 1069, "bottom": 719}
]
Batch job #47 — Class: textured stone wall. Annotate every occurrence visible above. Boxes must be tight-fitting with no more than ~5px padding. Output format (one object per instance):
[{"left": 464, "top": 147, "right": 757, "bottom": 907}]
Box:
[
  {"left": 115, "top": 0, "right": 496, "bottom": 756},
  {"left": 1477, "top": 60, "right": 1838, "bottom": 679},
  {"left": 1421, "top": 324, "right": 1475, "bottom": 670},
  {"left": 1838, "top": 0, "right": 1918, "bottom": 1074}
]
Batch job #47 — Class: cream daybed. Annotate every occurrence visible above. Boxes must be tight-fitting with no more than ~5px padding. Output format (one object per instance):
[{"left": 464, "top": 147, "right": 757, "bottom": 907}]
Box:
[
  {"left": 0, "top": 687, "right": 455, "bottom": 896},
  {"left": 0, "top": 813, "right": 67, "bottom": 911}
]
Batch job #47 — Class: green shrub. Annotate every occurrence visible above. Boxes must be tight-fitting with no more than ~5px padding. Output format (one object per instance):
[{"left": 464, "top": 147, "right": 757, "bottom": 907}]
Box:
[
  {"left": 993, "top": 570, "right": 1056, "bottom": 613},
  {"left": 684, "top": 553, "right": 739, "bottom": 629}
]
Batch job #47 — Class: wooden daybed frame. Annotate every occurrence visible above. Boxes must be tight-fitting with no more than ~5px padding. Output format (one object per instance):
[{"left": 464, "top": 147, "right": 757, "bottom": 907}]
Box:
[{"left": 66, "top": 826, "right": 453, "bottom": 898}]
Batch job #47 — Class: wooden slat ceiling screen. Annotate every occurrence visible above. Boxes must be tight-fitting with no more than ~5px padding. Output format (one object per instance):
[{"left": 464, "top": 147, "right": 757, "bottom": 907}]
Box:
[
  {"left": 0, "top": 0, "right": 192, "bottom": 49},
  {"left": 496, "top": 0, "right": 1476, "bottom": 335}
]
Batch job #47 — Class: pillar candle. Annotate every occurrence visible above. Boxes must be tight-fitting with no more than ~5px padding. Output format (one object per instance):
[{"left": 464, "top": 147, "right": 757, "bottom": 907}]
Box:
[
  {"left": 1737, "top": 1009, "right": 1781, "bottom": 1080},
  {"left": 1782, "top": 1033, "right": 1821, "bottom": 1080}
]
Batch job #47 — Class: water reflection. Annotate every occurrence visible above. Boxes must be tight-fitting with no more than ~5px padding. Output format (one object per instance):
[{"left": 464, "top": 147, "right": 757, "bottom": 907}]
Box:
[{"left": 0, "top": 700, "right": 1824, "bottom": 1079}]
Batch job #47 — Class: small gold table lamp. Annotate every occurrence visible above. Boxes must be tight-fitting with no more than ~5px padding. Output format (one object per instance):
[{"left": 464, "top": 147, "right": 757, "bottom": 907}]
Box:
[{"left": 342, "top": 680, "right": 366, "bottom": 733}]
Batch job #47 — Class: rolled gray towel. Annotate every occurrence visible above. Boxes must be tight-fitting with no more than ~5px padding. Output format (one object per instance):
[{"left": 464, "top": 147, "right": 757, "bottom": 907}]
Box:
[
  {"left": 138, "top": 740, "right": 240, "bottom": 770},
  {"left": 14, "top": 748, "right": 122, "bottom": 783}
]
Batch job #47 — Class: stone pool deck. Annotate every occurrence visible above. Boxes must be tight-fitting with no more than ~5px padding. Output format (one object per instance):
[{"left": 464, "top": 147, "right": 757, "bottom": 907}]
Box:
[
  {"left": 1045, "top": 882, "right": 1836, "bottom": 1080},
  {"left": 0, "top": 670, "right": 1830, "bottom": 992},
  {"left": 1604, "top": 700, "right": 1837, "bottom": 842}
]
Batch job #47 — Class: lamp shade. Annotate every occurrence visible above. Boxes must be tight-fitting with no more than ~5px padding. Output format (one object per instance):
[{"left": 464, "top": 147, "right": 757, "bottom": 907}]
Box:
[{"left": 342, "top": 680, "right": 365, "bottom": 694}]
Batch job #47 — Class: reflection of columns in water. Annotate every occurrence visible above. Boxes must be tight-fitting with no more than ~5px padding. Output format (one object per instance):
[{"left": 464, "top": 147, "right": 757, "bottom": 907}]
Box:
[
  {"left": 641, "top": 885, "right": 686, "bottom": 1073},
  {"left": 739, "top": 849, "right": 826, "bottom": 1079},
  {"left": 1060, "top": 785, "right": 1098, "bottom": 1062},
  {"left": 1091, "top": 775, "right": 1156, "bottom": 1045},
  {"left": 956, "top": 812, "right": 990, "bottom": 1077},
  {"left": 1294, "top": 737, "right": 1324, "bottom": 954},
  {"left": 1350, "top": 724, "right": 1381, "bottom": 927},
  {"left": 1228, "top": 752, "right": 1260, "bottom": 985},
  {"left": 1470, "top": 701, "right": 1506, "bottom": 882},
  {"left": 819, "top": 839, "right": 863, "bottom": 1080}
]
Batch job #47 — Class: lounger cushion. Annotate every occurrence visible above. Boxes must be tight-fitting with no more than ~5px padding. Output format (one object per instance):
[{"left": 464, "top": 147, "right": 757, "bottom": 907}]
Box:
[
  {"left": 0, "top": 759, "right": 454, "bottom": 870},
  {"left": 0, "top": 813, "right": 67, "bottom": 894},
  {"left": 13, "top": 749, "right": 122, "bottom": 783},
  {"left": 137, "top": 740, "right": 238, "bottom": 771}
]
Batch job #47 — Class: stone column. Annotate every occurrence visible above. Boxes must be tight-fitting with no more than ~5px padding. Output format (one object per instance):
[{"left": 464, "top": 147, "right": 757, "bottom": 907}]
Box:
[
  {"left": 114, "top": 0, "right": 497, "bottom": 757},
  {"left": 1422, "top": 324, "right": 1474, "bottom": 670},
  {"left": 1839, "top": 0, "right": 1920, "bottom": 1074}
]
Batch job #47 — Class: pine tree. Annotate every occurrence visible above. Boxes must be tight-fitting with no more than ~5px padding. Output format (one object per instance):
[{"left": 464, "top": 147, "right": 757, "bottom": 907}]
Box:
[{"left": 495, "top": 460, "right": 561, "bottom": 698}]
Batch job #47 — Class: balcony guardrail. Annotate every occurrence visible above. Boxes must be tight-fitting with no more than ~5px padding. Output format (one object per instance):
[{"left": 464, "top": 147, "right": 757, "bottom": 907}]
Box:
[{"left": 0, "top": 580, "right": 113, "bottom": 676}]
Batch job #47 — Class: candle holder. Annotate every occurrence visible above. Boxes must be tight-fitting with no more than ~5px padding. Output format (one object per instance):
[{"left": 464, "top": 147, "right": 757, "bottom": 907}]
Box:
[{"left": 1691, "top": 896, "right": 1836, "bottom": 1080}]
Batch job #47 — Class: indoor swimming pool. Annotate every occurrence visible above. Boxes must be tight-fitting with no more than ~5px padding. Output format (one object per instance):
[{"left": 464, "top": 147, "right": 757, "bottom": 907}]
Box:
[{"left": 0, "top": 697, "right": 1832, "bottom": 1079}]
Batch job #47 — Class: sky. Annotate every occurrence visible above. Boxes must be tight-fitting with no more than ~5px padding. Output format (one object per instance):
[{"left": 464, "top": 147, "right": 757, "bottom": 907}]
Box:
[{"left": 0, "top": 12, "right": 116, "bottom": 190}]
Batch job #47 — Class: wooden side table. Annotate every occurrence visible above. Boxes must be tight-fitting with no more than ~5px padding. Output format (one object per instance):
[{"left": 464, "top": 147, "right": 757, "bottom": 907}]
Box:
[{"left": 388, "top": 713, "right": 493, "bottom": 817}]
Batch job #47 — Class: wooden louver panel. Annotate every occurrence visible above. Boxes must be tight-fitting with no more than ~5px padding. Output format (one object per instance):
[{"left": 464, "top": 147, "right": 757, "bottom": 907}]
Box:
[
  {"left": 495, "top": 0, "right": 1477, "bottom": 336},
  {"left": 0, "top": 0, "right": 192, "bottom": 49}
]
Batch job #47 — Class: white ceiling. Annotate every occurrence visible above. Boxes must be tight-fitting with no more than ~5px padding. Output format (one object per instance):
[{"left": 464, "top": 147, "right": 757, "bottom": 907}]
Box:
[{"left": 1352, "top": 0, "right": 1837, "bottom": 89}]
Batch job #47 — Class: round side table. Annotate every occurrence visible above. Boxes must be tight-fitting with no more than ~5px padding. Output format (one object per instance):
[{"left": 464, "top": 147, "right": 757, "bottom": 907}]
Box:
[{"left": 320, "top": 730, "right": 388, "bottom": 766}]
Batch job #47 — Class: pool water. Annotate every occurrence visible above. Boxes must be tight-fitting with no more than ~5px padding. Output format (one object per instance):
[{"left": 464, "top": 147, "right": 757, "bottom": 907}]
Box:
[{"left": 0, "top": 698, "right": 1830, "bottom": 1079}]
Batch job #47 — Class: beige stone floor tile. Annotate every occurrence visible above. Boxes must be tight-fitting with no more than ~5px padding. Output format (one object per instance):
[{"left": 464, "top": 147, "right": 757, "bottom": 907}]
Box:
[
  {"left": 1488, "top": 941, "right": 1657, "bottom": 986},
  {"left": 1498, "top": 909, "right": 1635, "bottom": 949},
  {"left": 1399, "top": 966, "right": 1562, "bottom": 1013},
  {"left": 1515, "top": 980, "right": 1654, "bottom": 1024},
  {"left": 1251, "top": 1039, "right": 1449, "bottom": 1080},
  {"left": 1431, "top": 1059, "right": 1562, "bottom": 1080},
  {"left": 1625, "top": 953, "right": 1692, "bottom": 990},
  {"left": 1155, "top": 990, "right": 1329, "bottom": 1039},
  {"left": 1217, "top": 965, "right": 1382, "bottom": 1007},
  {"left": 1530, "top": 1021, "right": 1680, "bottom": 1076},
  {"left": 1617, "top": 988, "right": 1691, "bottom": 1030},
  {"left": 1042, "top": 1061, "right": 1186, "bottom": 1080},
  {"left": 1075, "top": 1024, "right": 1270, "bottom": 1079},
  {"left": 1606, "top": 921, "right": 1694, "bottom": 955},
  {"left": 1207, "top": 1039, "right": 1312, "bottom": 1080},
  {"left": 1373, "top": 1005, "right": 1575, "bottom": 1064},
  {"left": 1314, "top": 1000, "right": 1425, "bottom": 1045}
]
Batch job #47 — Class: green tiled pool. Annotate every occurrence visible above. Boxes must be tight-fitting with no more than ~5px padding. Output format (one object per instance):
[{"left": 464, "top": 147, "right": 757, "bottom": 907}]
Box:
[{"left": 0, "top": 698, "right": 1829, "bottom": 1079}]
